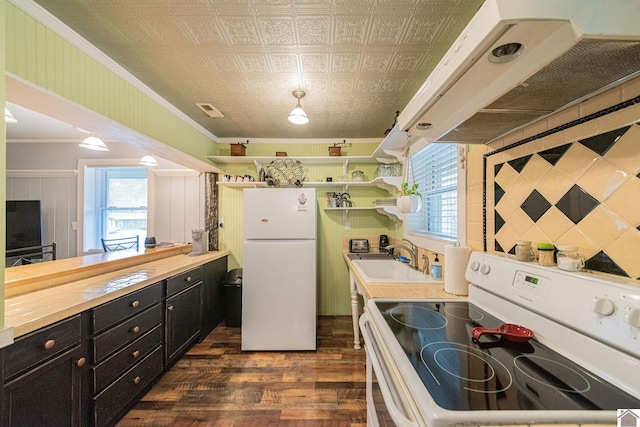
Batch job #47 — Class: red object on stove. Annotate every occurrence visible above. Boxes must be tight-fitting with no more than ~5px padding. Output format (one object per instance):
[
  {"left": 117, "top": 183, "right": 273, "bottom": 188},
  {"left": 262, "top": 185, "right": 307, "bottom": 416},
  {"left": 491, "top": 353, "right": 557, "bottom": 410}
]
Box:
[{"left": 472, "top": 323, "right": 535, "bottom": 342}]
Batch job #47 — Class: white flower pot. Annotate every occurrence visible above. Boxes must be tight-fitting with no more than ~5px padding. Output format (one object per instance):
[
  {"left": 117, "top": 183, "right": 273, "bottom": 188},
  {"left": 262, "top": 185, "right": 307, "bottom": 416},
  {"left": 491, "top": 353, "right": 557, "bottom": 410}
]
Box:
[{"left": 397, "top": 195, "right": 422, "bottom": 214}]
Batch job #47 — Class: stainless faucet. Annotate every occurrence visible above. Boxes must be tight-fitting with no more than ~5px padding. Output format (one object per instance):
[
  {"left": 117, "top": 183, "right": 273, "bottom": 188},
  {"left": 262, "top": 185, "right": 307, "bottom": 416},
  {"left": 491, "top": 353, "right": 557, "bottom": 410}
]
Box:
[
  {"left": 421, "top": 254, "right": 429, "bottom": 275},
  {"left": 384, "top": 243, "right": 418, "bottom": 270}
]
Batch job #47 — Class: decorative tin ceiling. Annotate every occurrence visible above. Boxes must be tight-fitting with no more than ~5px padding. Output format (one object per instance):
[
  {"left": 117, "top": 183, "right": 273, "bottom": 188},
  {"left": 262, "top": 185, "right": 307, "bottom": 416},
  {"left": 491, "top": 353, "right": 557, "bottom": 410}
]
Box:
[{"left": 32, "top": 0, "right": 483, "bottom": 140}]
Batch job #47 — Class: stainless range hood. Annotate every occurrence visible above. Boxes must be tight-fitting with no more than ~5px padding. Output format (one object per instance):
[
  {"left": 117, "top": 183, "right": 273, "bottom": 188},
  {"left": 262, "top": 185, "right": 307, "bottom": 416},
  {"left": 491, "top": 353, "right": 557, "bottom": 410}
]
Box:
[{"left": 395, "top": 0, "right": 640, "bottom": 148}]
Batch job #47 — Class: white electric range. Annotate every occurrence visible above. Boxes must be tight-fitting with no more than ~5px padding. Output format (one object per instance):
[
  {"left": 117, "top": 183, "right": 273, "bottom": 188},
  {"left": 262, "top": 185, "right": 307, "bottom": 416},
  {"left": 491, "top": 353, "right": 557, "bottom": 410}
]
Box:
[{"left": 360, "top": 252, "right": 640, "bottom": 426}]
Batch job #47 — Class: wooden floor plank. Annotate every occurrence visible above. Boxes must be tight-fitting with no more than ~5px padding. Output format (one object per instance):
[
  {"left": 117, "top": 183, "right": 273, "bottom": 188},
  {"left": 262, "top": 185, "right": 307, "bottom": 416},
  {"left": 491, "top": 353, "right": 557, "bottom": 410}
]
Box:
[{"left": 117, "top": 316, "right": 367, "bottom": 427}]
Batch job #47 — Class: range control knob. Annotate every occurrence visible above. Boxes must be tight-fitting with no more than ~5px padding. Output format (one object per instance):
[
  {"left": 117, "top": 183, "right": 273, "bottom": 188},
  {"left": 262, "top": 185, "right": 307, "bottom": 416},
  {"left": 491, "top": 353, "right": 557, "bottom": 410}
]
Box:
[
  {"left": 624, "top": 308, "right": 640, "bottom": 328},
  {"left": 470, "top": 261, "right": 480, "bottom": 271},
  {"left": 479, "top": 264, "right": 491, "bottom": 275},
  {"left": 592, "top": 297, "right": 615, "bottom": 316}
]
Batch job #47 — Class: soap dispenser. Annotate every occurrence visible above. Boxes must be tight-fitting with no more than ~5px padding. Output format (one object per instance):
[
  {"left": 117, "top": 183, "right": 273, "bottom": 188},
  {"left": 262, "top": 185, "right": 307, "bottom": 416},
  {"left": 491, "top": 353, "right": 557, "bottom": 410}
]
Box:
[{"left": 431, "top": 253, "right": 442, "bottom": 279}]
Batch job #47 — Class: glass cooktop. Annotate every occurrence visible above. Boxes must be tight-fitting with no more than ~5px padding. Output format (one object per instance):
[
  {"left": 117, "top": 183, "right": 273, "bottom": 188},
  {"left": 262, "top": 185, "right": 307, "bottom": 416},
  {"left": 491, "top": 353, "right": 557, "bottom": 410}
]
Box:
[{"left": 375, "top": 300, "right": 640, "bottom": 411}]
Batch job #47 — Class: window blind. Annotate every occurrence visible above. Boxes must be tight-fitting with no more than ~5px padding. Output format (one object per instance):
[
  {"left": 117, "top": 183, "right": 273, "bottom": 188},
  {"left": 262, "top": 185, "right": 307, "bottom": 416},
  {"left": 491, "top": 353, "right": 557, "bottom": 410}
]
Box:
[{"left": 405, "top": 143, "right": 458, "bottom": 240}]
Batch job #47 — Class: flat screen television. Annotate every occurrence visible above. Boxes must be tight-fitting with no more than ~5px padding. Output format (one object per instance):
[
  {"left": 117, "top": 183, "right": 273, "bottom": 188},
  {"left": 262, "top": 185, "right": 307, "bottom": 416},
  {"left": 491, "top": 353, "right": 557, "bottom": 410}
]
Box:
[{"left": 6, "top": 200, "right": 44, "bottom": 258}]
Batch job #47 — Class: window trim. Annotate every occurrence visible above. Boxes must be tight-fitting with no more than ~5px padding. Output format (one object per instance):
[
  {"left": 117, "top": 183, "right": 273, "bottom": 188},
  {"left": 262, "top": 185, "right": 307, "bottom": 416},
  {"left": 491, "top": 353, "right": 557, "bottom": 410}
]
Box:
[
  {"left": 77, "top": 159, "right": 157, "bottom": 254},
  {"left": 403, "top": 144, "right": 467, "bottom": 254}
]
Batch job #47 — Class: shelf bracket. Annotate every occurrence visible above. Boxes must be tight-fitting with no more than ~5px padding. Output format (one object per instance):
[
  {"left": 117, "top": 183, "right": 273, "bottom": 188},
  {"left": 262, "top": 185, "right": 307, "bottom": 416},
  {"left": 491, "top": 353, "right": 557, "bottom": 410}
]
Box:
[{"left": 342, "top": 159, "right": 349, "bottom": 175}]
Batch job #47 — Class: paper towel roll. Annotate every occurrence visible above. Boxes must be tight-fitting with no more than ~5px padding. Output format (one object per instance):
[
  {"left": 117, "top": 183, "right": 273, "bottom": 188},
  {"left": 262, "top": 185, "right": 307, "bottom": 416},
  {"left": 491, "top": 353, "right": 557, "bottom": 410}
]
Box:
[{"left": 444, "top": 244, "right": 470, "bottom": 296}]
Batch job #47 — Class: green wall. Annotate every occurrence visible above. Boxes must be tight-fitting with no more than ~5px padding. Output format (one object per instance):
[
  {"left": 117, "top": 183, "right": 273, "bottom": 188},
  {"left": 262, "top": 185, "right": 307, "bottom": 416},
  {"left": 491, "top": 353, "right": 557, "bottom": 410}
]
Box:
[
  {"left": 4, "top": 2, "right": 216, "bottom": 164},
  {"left": 1, "top": 0, "right": 6, "bottom": 326},
  {"left": 215, "top": 144, "right": 402, "bottom": 315}
]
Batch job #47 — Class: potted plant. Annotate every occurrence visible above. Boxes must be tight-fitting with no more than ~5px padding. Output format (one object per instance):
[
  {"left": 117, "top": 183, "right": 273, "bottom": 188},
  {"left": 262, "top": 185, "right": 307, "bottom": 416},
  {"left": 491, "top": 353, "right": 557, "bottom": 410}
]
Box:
[{"left": 397, "top": 182, "right": 422, "bottom": 213}]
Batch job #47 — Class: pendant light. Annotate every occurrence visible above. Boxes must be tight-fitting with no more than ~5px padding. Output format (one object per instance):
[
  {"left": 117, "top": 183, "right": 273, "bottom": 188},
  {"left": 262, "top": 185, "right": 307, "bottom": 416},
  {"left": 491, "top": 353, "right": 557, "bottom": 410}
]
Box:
[
  {"left": 79, "top": 133, "right": 109, "bottom": 151},
  {"left": 287, "top": 90, "right": 309, "bottom": 125},
  {"left": 139, "top": 154, "right": 159, "bottom": 167},
  {"left": 5, "top": 108, "right": 17, "bottom": 124}
]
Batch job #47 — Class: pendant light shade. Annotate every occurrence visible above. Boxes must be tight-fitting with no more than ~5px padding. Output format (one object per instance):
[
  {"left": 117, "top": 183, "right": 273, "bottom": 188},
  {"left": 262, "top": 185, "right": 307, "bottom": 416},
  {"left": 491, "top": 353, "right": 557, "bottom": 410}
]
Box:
[
  {"left": 5, "top": 108, "right": 17, "bottom": 124},
  {"left": 287, "top": 90, "right": 309, "bottom": 125},
  {"left": 140, "top": 154, "right": 159, "bottom": 166},
  {"left": 79, "top": 134, "right": 109, "bottom": 151}
]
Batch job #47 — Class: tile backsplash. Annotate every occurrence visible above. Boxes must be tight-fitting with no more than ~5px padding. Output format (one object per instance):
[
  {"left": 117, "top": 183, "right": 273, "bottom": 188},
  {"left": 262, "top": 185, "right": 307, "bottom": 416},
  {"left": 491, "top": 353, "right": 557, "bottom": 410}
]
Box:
[{"left": 485, "top": 121, "right": 640, "bottom": 279}]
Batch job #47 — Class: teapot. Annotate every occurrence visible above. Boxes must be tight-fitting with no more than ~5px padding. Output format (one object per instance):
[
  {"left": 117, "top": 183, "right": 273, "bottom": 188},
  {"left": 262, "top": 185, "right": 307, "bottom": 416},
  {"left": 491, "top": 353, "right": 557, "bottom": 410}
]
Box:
[{"left": 340, "top": 193, "right": 352, "bottom": 208}]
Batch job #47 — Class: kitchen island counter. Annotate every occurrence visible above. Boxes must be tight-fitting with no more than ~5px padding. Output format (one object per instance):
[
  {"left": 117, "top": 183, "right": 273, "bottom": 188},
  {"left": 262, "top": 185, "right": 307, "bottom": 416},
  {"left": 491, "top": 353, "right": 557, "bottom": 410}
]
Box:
[{"left": 5, "top": 246, "right": 230, "bottom": 338}]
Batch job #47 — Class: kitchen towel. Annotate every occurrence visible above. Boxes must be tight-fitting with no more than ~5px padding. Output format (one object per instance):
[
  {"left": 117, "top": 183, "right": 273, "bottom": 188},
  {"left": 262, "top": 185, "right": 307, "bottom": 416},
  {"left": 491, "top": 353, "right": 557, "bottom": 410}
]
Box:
[{"left": 444, "top": 243, "right": 470, "bottom": 295}]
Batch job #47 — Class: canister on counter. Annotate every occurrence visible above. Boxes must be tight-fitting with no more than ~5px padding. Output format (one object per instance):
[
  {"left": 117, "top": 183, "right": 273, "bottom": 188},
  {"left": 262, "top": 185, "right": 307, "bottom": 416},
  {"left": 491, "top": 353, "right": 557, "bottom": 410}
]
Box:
[
  {"left": 515, "top": 240, "right": 535, "bottom": 262},
  {"left": 557, "top": 246, "right": 585, "bottom": 271},
  {"left": 537, "top": 243, "right": 555, "bottom": 266}
]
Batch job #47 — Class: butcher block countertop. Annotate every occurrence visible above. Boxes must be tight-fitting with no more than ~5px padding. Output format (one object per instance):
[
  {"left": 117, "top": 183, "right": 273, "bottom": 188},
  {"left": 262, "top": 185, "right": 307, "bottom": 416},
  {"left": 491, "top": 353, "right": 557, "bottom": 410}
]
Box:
[
  {"left": 4, "top": 245, "right": 230, "bottom": 338},
  {"left": 342, "top": 252, "right": 464, "bottom": 301}
]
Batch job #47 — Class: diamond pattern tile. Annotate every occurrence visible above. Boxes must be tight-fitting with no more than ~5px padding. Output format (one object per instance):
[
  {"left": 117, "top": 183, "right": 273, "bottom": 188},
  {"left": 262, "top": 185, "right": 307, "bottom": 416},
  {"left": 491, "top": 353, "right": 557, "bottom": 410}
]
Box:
[
  {"left": 577, "top": 157, "right": 629, "bottom": 202},
  {"left": 521, "top": 190, "right": 552, "bottom": 222},
  {"left": 604, "top": 124, "right": 640, "bottom": 176},
  {"left": 585, "top": 251, "right": 628, "bottom": 277},
  {"left": 520, "top": 154, "right": 552, "bottom": 187},
  {"left": 579, "top": 126, "right": 630, "bottom": 156},
  {"left": 604, "top": 178, "right": 640, "bottom": 227},
  {"left": 555, "top": 184, "right": 599, "bottom": 224},
  {"left": 494, "top": 183, "right": 505, "bottom": 205},
  {"left": 605, "top": 229, "right": 640, "bottom": 278},
  {"left": 507, "top": 155, "right": 533, "bottom": 174},
  {"left": 488, "top": 121, "right": 640, "bottom": 279},
  {"left": 538, "top": 143, "right": 572, "bottom": 166},
  {"left": 576, "top": 205, "right": 629, "bottom": 248},
  {"left": 495, "top": 211, "right": 505, "bottom": 235}
]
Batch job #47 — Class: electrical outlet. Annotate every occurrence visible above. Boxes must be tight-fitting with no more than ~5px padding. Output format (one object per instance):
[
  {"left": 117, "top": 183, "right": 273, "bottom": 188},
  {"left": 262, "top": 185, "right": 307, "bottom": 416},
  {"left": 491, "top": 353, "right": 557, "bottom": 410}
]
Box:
[{"left": 218, "top": 218, "right": 224, "bottom": 228}]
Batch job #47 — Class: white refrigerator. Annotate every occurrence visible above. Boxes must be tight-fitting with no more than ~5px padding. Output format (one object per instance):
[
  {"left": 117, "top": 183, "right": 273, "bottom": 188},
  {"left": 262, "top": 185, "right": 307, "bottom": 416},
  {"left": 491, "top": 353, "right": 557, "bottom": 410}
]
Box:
[{"left": 242, "top": 188, "right": 317, "bottom": 351}]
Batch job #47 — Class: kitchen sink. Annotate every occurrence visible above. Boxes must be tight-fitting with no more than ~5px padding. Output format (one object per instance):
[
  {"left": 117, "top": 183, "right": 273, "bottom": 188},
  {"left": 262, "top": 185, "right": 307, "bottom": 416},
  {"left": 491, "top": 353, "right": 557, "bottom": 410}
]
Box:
[{"left": 351, "top": 259, "right": 442, "bottom": 284}]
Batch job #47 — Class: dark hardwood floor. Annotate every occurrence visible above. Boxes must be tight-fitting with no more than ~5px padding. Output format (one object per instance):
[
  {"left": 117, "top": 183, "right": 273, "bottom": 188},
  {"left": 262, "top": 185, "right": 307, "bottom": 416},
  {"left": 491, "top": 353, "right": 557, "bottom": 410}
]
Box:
[{"left": 117, "top": 316, "right": 367, "bottom": 427}]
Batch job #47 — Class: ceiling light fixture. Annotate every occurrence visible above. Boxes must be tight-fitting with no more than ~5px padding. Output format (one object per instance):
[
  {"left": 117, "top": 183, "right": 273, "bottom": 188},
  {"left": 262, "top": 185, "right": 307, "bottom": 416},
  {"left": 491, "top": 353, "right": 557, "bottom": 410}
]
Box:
[
  {"left": 79, "top": 133, "right": 109, "bottom": 151},
  {"left": 139, "top": 153, "right": 159, "bottom": 167},
  {"left": 287, "top": 90, "right": 309, "bottom": 125},
  {"left": 5, "top": 108, "right": 17, "bottom": 124}
]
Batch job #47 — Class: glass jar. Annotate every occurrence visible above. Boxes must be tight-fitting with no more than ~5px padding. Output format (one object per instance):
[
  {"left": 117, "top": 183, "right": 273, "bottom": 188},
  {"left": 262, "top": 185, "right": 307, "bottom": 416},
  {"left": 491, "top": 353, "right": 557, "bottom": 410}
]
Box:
[
  {"left": 556, "top": 246, "right": 585, "bottom": 271},
  {"left": 352, "top": 170, "right": 365, "bottom": 182},
  {"left": 537, "top": 243, "right": 555, "bottom": 266},
  {"left": 515, "top": 240, "right": 535, "bottom": 262}
]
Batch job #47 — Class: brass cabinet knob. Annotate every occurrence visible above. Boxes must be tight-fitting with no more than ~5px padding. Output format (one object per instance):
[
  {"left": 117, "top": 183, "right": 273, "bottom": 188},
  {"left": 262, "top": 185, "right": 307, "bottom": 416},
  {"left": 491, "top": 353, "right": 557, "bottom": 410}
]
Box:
[
  {"left": 76, "top": 357, "right": 86, "bottom": 367},
  {"left": 131, "top": 300, "right": 140, "bottom": 308},
  {"left": 132, "top": 350, "right": 140, "bottom": 358},
  {"left": 133, "top": 376, "right": 141, "bottom": 385},
  {"left": 168, "top": 305, "right": 174, "bottom": 311},
  {"left": 186, "top": 276, "right": 192, "bottom": 282},
  {"left": 132, "top": 326, "right": 140, "bottom": 334},
  {"left": 44, "top": 339, "right": 55, "bottom": 350}
]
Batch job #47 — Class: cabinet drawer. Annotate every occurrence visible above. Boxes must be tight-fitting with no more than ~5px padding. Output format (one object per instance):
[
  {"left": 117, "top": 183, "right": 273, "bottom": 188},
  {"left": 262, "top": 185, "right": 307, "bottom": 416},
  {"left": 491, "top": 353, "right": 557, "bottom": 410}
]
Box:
[
  {"left": 92, "top": 325, "right": 163, "bottom": 393},
  {"left": 93, "top": 346, "right": 163, "bottom": 427},
  {"left": 93, "top": 304, "right": 162, "bottom": 362},
  {"left": 92, "top": 281, "right": 164, "bottom": 334},
  {"left": 4, "top": 315, "right": 82, "bottom": 379},
  {"left": 166, "top": 266, "right": 203, "bottom": 297}
]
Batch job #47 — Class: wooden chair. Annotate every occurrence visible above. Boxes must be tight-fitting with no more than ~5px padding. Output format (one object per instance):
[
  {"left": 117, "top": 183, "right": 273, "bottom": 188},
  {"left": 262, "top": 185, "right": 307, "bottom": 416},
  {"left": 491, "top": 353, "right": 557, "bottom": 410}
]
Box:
[{"left": 101, "top": 235, "right": 139, "bottom": 252}]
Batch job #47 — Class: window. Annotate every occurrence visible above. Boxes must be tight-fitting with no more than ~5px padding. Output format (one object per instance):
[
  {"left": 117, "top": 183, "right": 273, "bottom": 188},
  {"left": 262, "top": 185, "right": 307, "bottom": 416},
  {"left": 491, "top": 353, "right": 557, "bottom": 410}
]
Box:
[
  {"left": 405, "top": 143, "right": 465, "bottom": 252},
  {"left": 82, "top": 165, "right": 149, "bottom": 252}
]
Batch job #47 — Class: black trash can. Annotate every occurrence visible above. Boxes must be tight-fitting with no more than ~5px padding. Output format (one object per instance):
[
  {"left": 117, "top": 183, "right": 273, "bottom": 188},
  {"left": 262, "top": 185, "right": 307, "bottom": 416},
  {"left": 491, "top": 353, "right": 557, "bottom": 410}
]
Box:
[{"left": 222, "top": 268, "right": 242, "bottom": 327}]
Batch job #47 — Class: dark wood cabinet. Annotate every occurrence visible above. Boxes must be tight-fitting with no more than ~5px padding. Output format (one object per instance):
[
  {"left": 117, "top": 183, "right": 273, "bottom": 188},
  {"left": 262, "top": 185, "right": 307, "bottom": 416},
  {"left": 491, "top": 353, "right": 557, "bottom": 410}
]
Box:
[
  {"left": 200, "top": 257, "right": 228, "bottom": 340},
  {"left": 91, "top": 282, "right": 164, "bottom": 427},
  {"left": 165, "top": 268, "right": 202, "bottom": 366},
  {"left": 1, "top": 314, "right": 88, "bottom": 427},
  {"left": 1, "top": 256, "right": 228, "bottom": 426}
]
